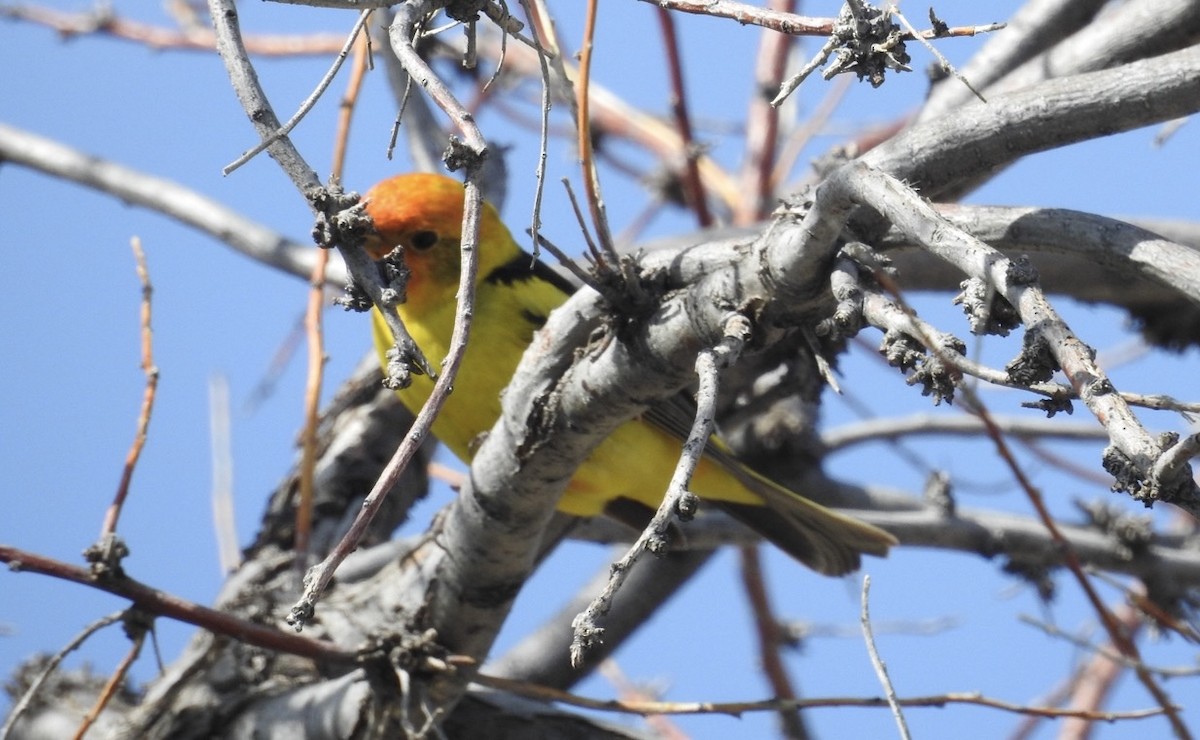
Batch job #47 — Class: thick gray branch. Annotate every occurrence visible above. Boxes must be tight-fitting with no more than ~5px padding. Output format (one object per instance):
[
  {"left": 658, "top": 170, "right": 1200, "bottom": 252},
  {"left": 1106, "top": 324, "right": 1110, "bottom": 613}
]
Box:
[
  {"left": 985, "top": 0, "right": 1200, "bottom": 100},
  {"left": 865, "top": 42, "right": 1200, "bottom": 199}
]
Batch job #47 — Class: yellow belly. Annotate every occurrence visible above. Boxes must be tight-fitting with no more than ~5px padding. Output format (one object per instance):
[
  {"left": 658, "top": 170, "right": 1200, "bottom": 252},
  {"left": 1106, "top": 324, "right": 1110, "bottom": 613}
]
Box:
[{"left": 372, "top": 305, "right": 762, "bottom": 516}]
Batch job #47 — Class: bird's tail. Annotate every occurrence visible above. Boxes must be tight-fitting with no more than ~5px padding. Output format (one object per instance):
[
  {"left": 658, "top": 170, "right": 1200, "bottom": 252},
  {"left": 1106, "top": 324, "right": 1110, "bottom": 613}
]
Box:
[{"left": 716, "top": 462, "right": 896, "bottom": 576}]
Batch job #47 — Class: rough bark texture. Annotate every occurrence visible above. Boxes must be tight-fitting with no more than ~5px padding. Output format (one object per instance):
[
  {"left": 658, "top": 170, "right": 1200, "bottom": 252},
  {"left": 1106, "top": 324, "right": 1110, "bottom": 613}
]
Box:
[{"left": 6, "top": 1, "right": 1200, "bottom": 737}]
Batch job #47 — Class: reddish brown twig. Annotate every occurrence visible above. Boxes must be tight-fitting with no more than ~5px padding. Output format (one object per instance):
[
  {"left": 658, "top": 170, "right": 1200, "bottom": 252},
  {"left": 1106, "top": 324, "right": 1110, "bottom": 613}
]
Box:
[
  {"left": 73, "top": 618, "right": 146, "bottom": 740},
  {"left": 0, "top": 544, "right": 357, "bottom": 664},
  {"left": 740, "top": 545, "right": 809, "bottom": 738},
  {"left": 101, "top": 238, "right": 158, "bottom": 539},
  {"left": 296, "top": 12, "right": 372, "bottom": 566},
  {"left": 2, "top": 4, "right": 347, "bottom": 56},
  {"left": 735, "top": 0, "right": 794, "bottom": 225},
  {"left": 868, "top": 265, "right": 1190, "bottom": 738},
  {"left": 655, "top": 8, "right": 712, "bottom": 228}
]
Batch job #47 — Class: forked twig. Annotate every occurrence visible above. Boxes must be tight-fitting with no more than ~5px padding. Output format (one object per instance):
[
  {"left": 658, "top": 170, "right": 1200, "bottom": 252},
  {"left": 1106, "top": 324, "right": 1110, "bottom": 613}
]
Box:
[
  {"left": 224, "top": 9, "right": 373, "bottom": 174},
  {"left": 571, "top": 314, "right": 751, "bottom": 665}
]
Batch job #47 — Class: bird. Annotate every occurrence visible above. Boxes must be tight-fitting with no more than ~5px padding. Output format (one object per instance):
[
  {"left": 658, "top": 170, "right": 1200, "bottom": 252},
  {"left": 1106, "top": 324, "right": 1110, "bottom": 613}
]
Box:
[{"left": 360, "top": 172, "right": 896, "bottom": 575}]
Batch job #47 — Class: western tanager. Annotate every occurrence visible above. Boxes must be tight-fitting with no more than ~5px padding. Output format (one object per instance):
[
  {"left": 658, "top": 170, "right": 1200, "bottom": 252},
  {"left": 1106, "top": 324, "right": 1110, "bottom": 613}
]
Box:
[{"left": 363, "top": 173, "right": 895, "bottom": 575}]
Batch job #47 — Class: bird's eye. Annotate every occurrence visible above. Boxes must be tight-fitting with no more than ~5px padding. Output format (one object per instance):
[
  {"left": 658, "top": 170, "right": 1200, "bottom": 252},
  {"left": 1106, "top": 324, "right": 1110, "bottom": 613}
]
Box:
[{"left": 410, "top": 230, "right": 439, "bottom": 251}]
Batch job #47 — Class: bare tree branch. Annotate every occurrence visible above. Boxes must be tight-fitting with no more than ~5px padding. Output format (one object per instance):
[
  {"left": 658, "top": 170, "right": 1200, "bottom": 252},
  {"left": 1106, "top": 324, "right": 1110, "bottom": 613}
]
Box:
[{"left": 0, "top": 122, "right": 338, "bottom": 283}]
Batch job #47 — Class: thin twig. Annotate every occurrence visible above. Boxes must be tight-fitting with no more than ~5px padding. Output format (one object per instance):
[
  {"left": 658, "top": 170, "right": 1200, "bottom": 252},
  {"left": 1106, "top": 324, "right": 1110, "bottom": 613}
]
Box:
[
  {"left": 0, "top": 545, "right": 357, "bottom": 664},
  {"left": 223, "top": 9, "right": 373, "bottom": 174},
  {"left": 0, "top": 611, "right": 125, "bottom": 740},
  {"left": 296, "top": 14, "right": 372, "bottom": 569},
  {"left": 290, "top": 2, "right": 491, "bottom": 627},
  {"left": 860, "top": 575, "right": 911, "bottom": 740},
  {"left": 598, "top": 660, "right": 689, "bottom": 740},
  {"left": 650, "top": 0, "right": 1002, "bottom": 42},
  {"left": 655, "top": 7, "right": 712, "bottom": 228},
  {"left": 472, "top": 672, "right": 1175, "bottom": 721},
  {"left": 208, "top": 375, "right": 240, "bottom": 573},
  {"left": 575, "top": 0, "right": 619, "bottom": 264},
  {"left": 570, "top": 314, "right": 751, "bottom": 665},
  {"left": 0, "top": 4, "right": 349, "bottom": 56},
  {"left": 207, "top": 0, "right": 321, "bottom": 192},
  {"left": 859, "top": 286, "right": 1200, "bottom": 415},
  {"left": 517, "top": 0, "right": 554, "bottom": 259},
  {"left": 886, "top": 301, "right": 1191, "bottom": 736},
  {"left": 740, "top": 545, "right": 808, "bottom": 738},
  {"left": 772, "top": 34, "right": 839, "bottom": 106},
  {"left": 1018, "top": 614, "right": 1198, "bottom": 679},
  {"left": 888, "top": 5, "right": 985, "bottom": 103},
  {"left": 821, "top": 413, "right": 1109, "bottom": 454},
  {"left": 530, "top": 233, "right": 602, "bottom": 293},
  {"left": 100, "top": 238, "right": 159, "bottom": 539},
  {"left": 560, "top": 177, "right": 600, "bottom": 262},
  {"left": 73, "top": 622, "right": 146, "bottom": 740},
  {"left": 651, "top": 0, "right": 830, "bottom": 36}
]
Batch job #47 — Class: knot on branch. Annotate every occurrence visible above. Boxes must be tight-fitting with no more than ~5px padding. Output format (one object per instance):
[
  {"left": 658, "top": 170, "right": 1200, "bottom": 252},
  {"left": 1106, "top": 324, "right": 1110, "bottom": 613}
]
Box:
[
  {"left": 383, "top": 626, "right": 452, "bottom": 677},
  {"left": 674, "top": 490, "right": 700, "bottom": 523},
  {"left": 816, "top": 244, "right": 896, "bottom": 342},
  {"left": 771, "top": 187, "right": 815, "bottom": 219},
  {"left": 605, "top": 261, "right": 670, "bottom": 344},
  {"left": 121, "top": 608, "right": 155, "bottom": 643},
  {"left": 309, "top": 182, "right": 384, "bottom": 314},
  {"left": 442, "top": 136, "right": 487, "bottom": 174},
  {"left": 880, "top": 329, "right": 965, "bottom": 405},
  {"left": 286, "top": 599, "right": 315, "bottom": 632},
  {"left": 309, "top": 183, "right": 366, "bottom": 251},
  {"left": 376, "top": 251, "right": 412, "bottom": 310},
  {"left": 337, "top": 251, "right": 410, "bottom": 315},
  {"left": 569, "top": 614, "right": 606, "bottom": 669},
  {"left": 335, "top": 282, "right": 374, "bottom": 313},
  {"left": 954, "top": 278, "right": 1020, "bottom": 336},
  {"left": 83, "top": 534, "right": 129, "bottom": 579},
  {"left": 923, "top": 470, "right": 955, "bottom": 517},
  {"left": 444, "top": 0, "right": 487, "bottom": 23},
  {"left": 1077, "top": 500, "right": 1154, "bottom": 560},
  {"left": 827, "top": 1, "right": 911, "bottom": 87},
  {"left": 1099, "top": 444, "right": 1189, "bottom": 507},
  {"left": 1102, "top": 445, "right": 1147, "bottom": 503},
  {"left": 815, "top": 293, "right": 863, "bottom": 342},
  {"left": 1006, "top": 254, "right": 1040, "bottom": 285},
  {"left": 1005, "top": 331, "right": 1061, "bottom": 386},
  {"left": 1002, "top": 558, "right": 1056, "bottom": 602},
  {"left": 1021, "top": 395, "right": 1075, "bottom": 419},
  {"left": 383, "top": 344, "right": 421, "bottom": 391}
]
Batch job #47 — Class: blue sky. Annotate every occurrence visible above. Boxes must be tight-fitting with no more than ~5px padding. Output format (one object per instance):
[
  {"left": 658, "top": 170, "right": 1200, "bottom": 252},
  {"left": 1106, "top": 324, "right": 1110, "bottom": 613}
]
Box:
[{"left": 3, "top": 2, "right": 1198, "bottom": 737}]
